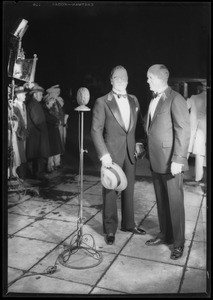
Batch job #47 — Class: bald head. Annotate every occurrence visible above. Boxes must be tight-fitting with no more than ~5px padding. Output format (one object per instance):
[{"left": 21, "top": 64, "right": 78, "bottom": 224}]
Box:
[
  {"left": 147, "top": 64, "right": 169, "bottom": 83},
  {"left": 147, "top": 64, "right": 169, "bottom": 93}
]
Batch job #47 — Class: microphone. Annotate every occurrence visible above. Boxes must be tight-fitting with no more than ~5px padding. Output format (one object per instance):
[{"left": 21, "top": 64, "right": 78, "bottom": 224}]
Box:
[{"left": 75, "top": 87, "right": 90, "bottom": 112}]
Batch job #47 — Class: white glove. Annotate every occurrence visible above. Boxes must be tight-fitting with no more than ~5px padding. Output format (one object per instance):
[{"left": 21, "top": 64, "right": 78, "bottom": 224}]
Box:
[
  {"left": 100, "top": 153, "right": 113, "bottom": 168},
  {"left": 135, "top": 143, "right": 145, "bottom": 159},
  {"left": 171, "top": 162, "right": 184, "bottom": 176}
]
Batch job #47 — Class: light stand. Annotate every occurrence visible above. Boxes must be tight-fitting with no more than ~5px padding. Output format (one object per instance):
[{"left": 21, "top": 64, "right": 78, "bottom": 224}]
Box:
[
  {"left": 7, "top": 19, "right": 39, "bottom": 197},
  {"left": 58, "top": 90, "right": 103, "bottom": 269}
]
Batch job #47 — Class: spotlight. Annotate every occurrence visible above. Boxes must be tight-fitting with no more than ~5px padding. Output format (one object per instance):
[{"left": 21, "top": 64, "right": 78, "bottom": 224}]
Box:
[{"left": 11, "top": 18, "right": 28, "bottom": 39}]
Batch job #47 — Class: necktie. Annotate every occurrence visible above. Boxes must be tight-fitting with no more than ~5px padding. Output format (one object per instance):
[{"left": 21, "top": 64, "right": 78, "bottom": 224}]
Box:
[{"left": 112, "top": 90, "right": 127, "bottom": 98}]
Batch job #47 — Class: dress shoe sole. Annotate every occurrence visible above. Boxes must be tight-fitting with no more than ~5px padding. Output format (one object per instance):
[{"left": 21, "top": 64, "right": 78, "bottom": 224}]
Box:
[
  {"left": 121, "top": 228, "right": 146, "bottom": 235},
  {"left": 145, "top": 241, "right": 165, "bottom": 246},
  {"left": 170, "top": 254, "right": 183, "bottom": 260}
]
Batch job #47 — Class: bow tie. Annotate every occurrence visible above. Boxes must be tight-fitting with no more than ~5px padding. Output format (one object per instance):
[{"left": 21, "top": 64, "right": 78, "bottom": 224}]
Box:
[
  {"left": 152, "top": 92, "right": 161, "bottom": 98},
  {"left": 112, "top": 91, "right": 127, "bottom": 99}
]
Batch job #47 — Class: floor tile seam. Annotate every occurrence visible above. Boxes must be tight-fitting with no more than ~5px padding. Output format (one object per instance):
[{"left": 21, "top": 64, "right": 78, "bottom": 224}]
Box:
[
  {"left": 8, "top": 228, "right": 82, "bottom": 254},
  {"left": 177, "top": 193, "right": 205, "bottom": 293},
  {"left": 90, "top": 285, "right": 129, "bottom": 295},
  {"left": 8, "top": 197, "right": 35, "bottom": 208},
  {"left": 24, "top": 209, "right": 102, "bottom": 223},
  {"left": 8, "top": 193, "right": 31, "bottom": 200},
  {"left": 7, "top": 210, "right": 64, "bottom": 219},
  {"left": 138, "top": 202, "right": 157, "bottom": 227},
  {"left": 7, "top": 268, "right": 96, "bottom": 291},
  {"left": 8, "top": 198, "right": 78, "bottom": 219},
  {"left": 8, "top": 213, "right": 87, "bottom": 224},
  {"left": 8, "top": 208, "right": 102, "bottom": 239},
  {"left": 8, "top": 197, "right": 66, "bottom": 206},
  {"left": 88, "top": 203, "right": 162, "bottom": 295},
  {"left": 83, "top": 209, "right": 102, "bottom": 225},
  {"left": 89, "top": 229, "right": 138, "bottom": 294},
  {"left": 185, "top": 265, "right": 207, "bottom": 271},
  {"left": 75, "top": 180, "right": 100, "bottom": 190},
  {"left": 7, "top": 230, "right": 82, "bottom": 288},
  {"left": 8, "top": 233, "right": 62, "bottom": 245},
  {"left": 117, "top": 252, "right": 186, "bottom": 267},
  {"left": 8, "top": 265, "right": 26, "bottom": 273}
]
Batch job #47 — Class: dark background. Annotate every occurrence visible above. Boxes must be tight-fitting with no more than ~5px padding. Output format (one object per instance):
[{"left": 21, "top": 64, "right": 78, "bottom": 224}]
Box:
[
  {"left": 3, "top": 1, "right": 211, "bottom": 110},
  {"left": 3, "top": 1, "right": 211, "bottom": 169}
]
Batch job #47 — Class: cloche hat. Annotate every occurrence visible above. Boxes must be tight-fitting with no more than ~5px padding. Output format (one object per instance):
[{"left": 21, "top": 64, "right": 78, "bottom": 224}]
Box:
[{"left": 29, "top": 84, "right": 44, "bottom": 94}]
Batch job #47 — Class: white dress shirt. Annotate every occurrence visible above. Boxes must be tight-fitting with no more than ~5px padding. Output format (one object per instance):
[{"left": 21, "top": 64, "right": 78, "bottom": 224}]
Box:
[
  {"left": 149, "top": 94, "right": 161, "bottom": 120},
  {"left": 114, "top": 94, "right": 130, "bottom": 131},
  {"left": 13, "top": 100, "right": 27, "bottom": 128}
]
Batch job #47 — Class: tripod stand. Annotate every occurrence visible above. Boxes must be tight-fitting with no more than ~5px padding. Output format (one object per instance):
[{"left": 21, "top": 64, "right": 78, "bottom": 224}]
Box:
[{"left": 58, "top": 104, "right": 103, "bottom": 269}]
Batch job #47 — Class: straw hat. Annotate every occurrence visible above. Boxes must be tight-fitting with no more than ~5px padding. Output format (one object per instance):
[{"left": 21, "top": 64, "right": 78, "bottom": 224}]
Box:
[
  {"left": 101, "top": 162, "right": 127, "bottom": 192},
  {"left": 14, "top": 86, "right": 27, "bottom": 94}
]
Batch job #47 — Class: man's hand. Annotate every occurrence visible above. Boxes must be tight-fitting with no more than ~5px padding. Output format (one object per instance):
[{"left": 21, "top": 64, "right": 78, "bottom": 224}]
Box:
[
  {"left": 100, "top": 154, "right": 113, "bottom": 168},
  {"left": 171, "top": 162, "right": 184, "bottom": 176},
  {"left": 135, "top": 143, "right": 145, "bottom": 159}
]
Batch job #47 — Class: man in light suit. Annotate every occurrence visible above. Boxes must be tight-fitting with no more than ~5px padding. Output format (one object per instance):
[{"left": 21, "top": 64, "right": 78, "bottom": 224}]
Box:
[
  {"left": 144, "top": 64, "right": 190, "bottom": 260},
  {"left": 91, "top": 65, "right": 146, "bottom": 245}
]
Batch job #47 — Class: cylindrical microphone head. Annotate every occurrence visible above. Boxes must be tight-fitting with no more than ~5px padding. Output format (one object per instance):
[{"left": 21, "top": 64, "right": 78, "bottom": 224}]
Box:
[{"left": 76, "top": 87, "right": 90, "bottom": 106}]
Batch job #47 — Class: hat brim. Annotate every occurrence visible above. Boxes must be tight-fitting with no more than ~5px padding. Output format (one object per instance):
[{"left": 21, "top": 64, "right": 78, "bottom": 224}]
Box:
[
  {"left": 101, "top": 162, "right": 127, "bottom": 192},
  {"left": 15, "top": 91, "right": 27, "bottom": 94}
]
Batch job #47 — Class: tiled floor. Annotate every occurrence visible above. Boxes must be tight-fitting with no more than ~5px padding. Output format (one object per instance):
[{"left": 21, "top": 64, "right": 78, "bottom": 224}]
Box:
[{"left": 5, "top": 158, "right": 209, "bottom": 296}]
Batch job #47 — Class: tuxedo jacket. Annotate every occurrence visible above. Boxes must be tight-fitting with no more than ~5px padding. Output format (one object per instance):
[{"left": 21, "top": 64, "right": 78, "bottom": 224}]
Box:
[
  {"left": 145, "top": 87, "right": 191, "bottom": 174},
  {"left": 91, "top": 91, "right": 143, "bottom": 165}
]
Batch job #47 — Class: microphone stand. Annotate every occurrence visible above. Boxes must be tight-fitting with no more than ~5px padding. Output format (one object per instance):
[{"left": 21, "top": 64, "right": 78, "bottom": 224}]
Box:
[{"left": 58, "top": 104, "right": 103, "bottom": 269}]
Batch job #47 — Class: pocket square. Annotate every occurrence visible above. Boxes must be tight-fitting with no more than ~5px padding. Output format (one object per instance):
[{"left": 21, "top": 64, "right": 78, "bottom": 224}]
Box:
[{"left": 136, "top": 107, "right": 138, "bottom": 111}]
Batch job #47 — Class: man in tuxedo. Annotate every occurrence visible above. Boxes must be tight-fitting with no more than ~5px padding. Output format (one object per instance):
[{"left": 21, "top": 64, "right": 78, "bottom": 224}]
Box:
[
  {"left": 91, "top": 65, "right": 146, "bottom": 245},
  {"left": 144, "top": 64, "right": 190, "bottom": 260}
]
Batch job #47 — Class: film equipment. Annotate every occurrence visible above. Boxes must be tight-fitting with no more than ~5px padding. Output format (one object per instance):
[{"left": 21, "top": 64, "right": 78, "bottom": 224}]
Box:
[{"left": 7, "top": 19, "right": 38, "bottom": 196}]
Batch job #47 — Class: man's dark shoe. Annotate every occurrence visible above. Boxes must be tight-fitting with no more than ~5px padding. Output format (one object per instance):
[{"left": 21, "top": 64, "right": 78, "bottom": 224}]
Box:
[
  {"left": 105, "top": 233, "right": 115, "bottom": 245},
  {"left": 121, "top": 227, "right": 146, "bottom": 235},
  {"left": 170, "top": 246, "right": 184, "bottom": 260},
  {"left": 145, "top": 237, "right": 165, "bottom": 246}
]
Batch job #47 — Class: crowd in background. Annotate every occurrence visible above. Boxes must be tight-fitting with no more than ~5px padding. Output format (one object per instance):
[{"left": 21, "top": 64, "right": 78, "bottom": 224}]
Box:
[
  {"left": 7, "top": 79, "right": 207, "bottom": 186},
  {"left": 8, "top": 82, "right": 69, "bottom": 181}
]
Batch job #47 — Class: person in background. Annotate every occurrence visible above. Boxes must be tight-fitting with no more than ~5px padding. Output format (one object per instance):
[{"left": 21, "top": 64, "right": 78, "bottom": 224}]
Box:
[
  {"left": 42, "top": 94, "right": 63, "bottom": 173},
  {"left": 91, "top": 65, "right": 146, "bottom": 245},
  {"left": 26, "top": 84, "right": 50, "bottom": 180},
  {"left": 144, "top": 64, "right": 190, "bottom": 260},
  {"left": 13, "top": 86, "right": 28, "bottom": 179},
  {"left": 45, "top": 85, "right": 68, "bottom": 168},
  {"left": 56, "top": 97, "right": 69, "bottom": 153},
  {"left": 8, "top": 98, "right": 21, "bottom": 179},
  {"left": 187, "top": 82, "right": 207, "bottom": 184}
]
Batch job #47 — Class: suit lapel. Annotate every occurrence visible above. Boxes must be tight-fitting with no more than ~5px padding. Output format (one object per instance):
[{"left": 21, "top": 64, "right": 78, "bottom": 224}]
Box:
[
  {"left": 151, "top": 96, "right": 164, "bottom": 124},
  {"left": 128, "top": 95, "right": 136, "bottom": 132},
  {"left": 148, "top": 89, "right": 170, "bottom": 130},
  {"left": 106, "top": 95, "right": 126, "bottom": 131}
]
